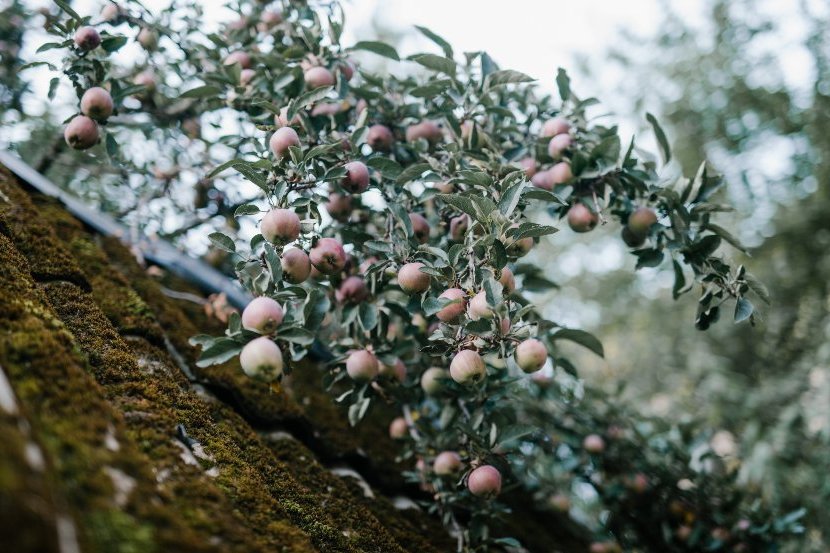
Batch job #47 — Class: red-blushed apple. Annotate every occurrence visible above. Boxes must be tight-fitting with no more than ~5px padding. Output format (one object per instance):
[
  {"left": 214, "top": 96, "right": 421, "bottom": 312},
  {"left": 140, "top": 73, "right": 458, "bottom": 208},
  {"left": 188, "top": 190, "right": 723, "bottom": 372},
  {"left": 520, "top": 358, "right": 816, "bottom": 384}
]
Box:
[
  {"left": 100, "top": 3, "right": 122, "bottom": 22},
  {"left": 549, "top": 493, "right": 571, "bottom": 512},
  {"left": 137, "top": 27, "right": 157, "bottom": 50},
  {"left": 258, "top": 10, "right": 282, "bottom": 30},
  {"left": 309, "top": 237, "right": 347, "bottom": 274},
  {"left": 583, "top": 434, "right": 606, "bottom": 454},
  {"left": 505, "top": 227, "right": 533, "bottom": 257},
  {"left": 241, "top": 296, "right": 284, "bottom": 333},
  {"left": 627, "top": 206, "right": 658, "bottom": 237},
  {"left": 337, "top": 59, "right": 355, "bottom": 81},
  {"left": 433, "top": 451, "right": 462, "bottom": 475},
  {"left": 498, "top": 267, "right": 516, "bottom": 294},
  {"left": 514, "top": 338, "right": 547, "bottom": 373},
  {"left": 260, "top": 208, "right": 300, "bottom": 244},
  {"left": 274, "top": 106, "right": 301, "bottom": 127},
  {"left": 567, "top": 203, "right": 598, "bottom": 233},
  {"left": 239, "top": 336, "right": 283, "bottom": 381},
  {"left": 133, "top": 70, "right": 156, "bottom": 93},
  {"left": 467, "top": 465, "right": 502, "bottom": 498},
  {"left": 325, "top": 193, "right": 352, "bottom": 221},
  {"left": 379, "top": 358, "right": 406, "bottom": 382},
  {"left": 547, "top": 133, "right": 573, "bottom": 158},
  {"left": 541, "top": 116, "right": 571, "bottom": 138},
  {"left": 499, "top": 317, "right": 511, "bottom": 335},
  {"left": 436, "top": 288, "right": 467, "bottom": 322},
  {"left": 519, "top": 157, "right": 537, "bottom": 178},
  {"left": 366, "top": 124, "right": 394, "bottom": 151},
  {"left": 409, "top": 213, "right": 430, "bottom": 244},
  {"left": 550, "top": 161, "right": 573, "bottom": 184},
  {"left": 336, "top": 276, "right": 368, "bottom": 304},
  {"left": 269, "top": 126, "right": 300, "bottom": 159},
  {"left": 468, "top": 291, "right": 494, "bottom": 320},
  {"left": 531, "top": 169, "right": 554, "bottom": 190},
  {"left": 625, "top": 472, "right": 649, "bottom": 494},
  {"left": 346, "top": 349, "right": 379, "bottom": 381},
  {"left": 311, "top": 102, "right": 343, "bottom": 117},
  {"left": 449, "top": 215, "right": 469, "bottom": 241},
  {"left": 304, "top": 66, "right": 335, "bottom": 88},
  {"left": 405, "top": 121, "right": 443, "bottom": 144},
  {"left": 450, "top": 349, "right": 486, "bottom": 384},
  {"left": 421, "top": 367, "right": 448, "bottom": 395},
  {"left": 281, "top": 248, "right": 311, "bottom": 283},
  {"left": 342, "top": 161, "right": 370, "bottom": 193},
  {"left": 398, "top": 262, "right": 431, "bottom": 294},
  {"left": 389, "top": 416, "right": 408, "bottom": 439},
  {"left": 80, "top": 87, "right": 114, "bottom": 120},
  {"left": 74, "top": 26, "right": 101, "bottom": 51},
  {"left": 224, "top": 50, "right": 252, "bottom": 69},
  {"left": 64, "top": 116, "right": 99, "bottom": 150},
  {"left": 239, "top": 68, "right": 256, "bottom": 86}
]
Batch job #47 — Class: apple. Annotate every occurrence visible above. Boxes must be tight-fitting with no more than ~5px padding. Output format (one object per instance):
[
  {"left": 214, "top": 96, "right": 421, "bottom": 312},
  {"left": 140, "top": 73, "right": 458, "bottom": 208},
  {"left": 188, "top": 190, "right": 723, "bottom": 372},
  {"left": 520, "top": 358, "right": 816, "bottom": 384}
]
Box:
[
  {"left": 549, "top": 161, "right": 573, "bottom": 184},
  {"left": 627, "top": 206, "right": 658, "bottom": 237},
  {"left": 325, "top": 193, "right": 352, "bottom": 221},
  {"left": 519, "top": 157, "right": 537, "bottom": 178},
  {"left": 260, "top": 208, "right": 300, "bottom": 244},
  {"left": 541, "top": 117, "right": 571, "bottom": 138},
  {"left": 547, "top": 133, "right": 573, "bottom": 158},
  {"left": 468, "top": 290, "right": 494, "bottom": 320},
  {"left": 304, "top": 66, "right": 335, "bottom": 88},
  {"left": 346, "top": 349, "right": 379, "bottom": 381},
  {"left": 549, "top": 493, "right": 571, "bottom": 512},
  {"left": 241, "top": 297, "right": 284, "bottom": 333},
  {"left": 436, "top": 288, "right": 467, "bottom": 322},
  {"left": 342, "top": 161, "right": 370, "bottom": 193},
  {"left": 567, "top": 203, "right": 598, "bottom": 233},
  {"left": 514, "top": 338, "right": 547, "bottom": 373},
  {"left": 450, "top": 349, "right": 485, "bottom": 384},
  {"left": 583, "top": 434, "right": 606, "bottom": 454},
  {"left": 366, "top": 124, "right": 394, "bottom": 151},
  {"left": 239, "top": 68, "right": 256, "bottom": 86},
  {"left": 421, "top": 367, "right": 447, "bottom": 395},
  {"left": 224, "top": 51, "right": 252, "bottom": 69},
  {"left": 409, "top": 213, "right": 430, "bottom": 244},
  {"left": 239, "top": 336, "right": 283, "bottom": 381},
  {"left": 137, "top": 27, "right": 158, "bottom": 50},
  {"left": 405, "top": 121, "right": 443, "bottom": 144},
  {"left": 74, "top": 26, "right": 101, "bottom": 51},
  {"left": 335, "top": 276, "right": 368, "bottom": 304},
  {"left": 398, "top": 262, "right": 431, "bottom": 294},
  {"left": 531, "top": 169, "right": 555, "bottom": 190},
  {"left": 281, "top": 248, "right": 311, "bottom": 283},
  {"left": 498, "top": 267, "right": 515, "bottom": 294},
  {"left": 467, "top": 465, "right": 501, "bottom": 498},
  {"left": 64, "top": 116, "right": 99, "bottom": 150},
  {"left": 379, "top": 358, "right": 406, "bottom": 382},
  {"left": 449, "top": 215, "right": 469, "bottom": 241},
  {"left": 389, "top": 416, "right": 408, "bottom": 439},
  {"left": 433, "top": 451, "right": 462, "bottom": 475},
  {"left": 269, "top": 126, "right": 300, "bottom": 159},
  {"left": 309, "top": 237, "right": 347, "bottom": 274}
]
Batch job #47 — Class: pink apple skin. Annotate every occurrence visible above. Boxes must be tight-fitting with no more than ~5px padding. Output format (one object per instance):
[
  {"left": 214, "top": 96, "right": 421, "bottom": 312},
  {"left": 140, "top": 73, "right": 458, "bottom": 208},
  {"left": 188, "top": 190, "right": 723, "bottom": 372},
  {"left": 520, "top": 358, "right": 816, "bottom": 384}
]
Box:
[
  {"left": 260, "top": 208, "right": 301, "bottom": 243},
  {"left": 241, "top": 297, "right": 284, "bottom": 333},
  {"left": 64, "top": 116, "right": 99, "bottom": 150},
  {"left": 436, "top": 288, "right": 467, "bottom": 322},
  {"left": 398, "top": 262, "right": 431, "bottom": 294},
  {"left": 309, "top": 237, "right": 347, "bottom": 274},
  {"left": 467, "top": 465, "right": 502, "bottom": 498}
]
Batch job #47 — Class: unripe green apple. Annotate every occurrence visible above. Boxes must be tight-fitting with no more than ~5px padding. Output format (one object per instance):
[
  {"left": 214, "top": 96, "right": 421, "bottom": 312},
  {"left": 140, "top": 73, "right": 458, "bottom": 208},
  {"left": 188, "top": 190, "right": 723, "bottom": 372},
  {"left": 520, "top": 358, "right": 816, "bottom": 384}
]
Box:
[
  {"left": 514, "top": 338, "right": 547, "bottom": 373},
  {"left": 241, "top": 297, "right": 284, "bottom": 333},
  {"left": 433, "top": 451, "right": 462, "bottom": 475},
  {"left": 304, "top": 66, "right": 335, "bottom": 88},
  {"left": 260, "top": 208, "right": 300, "bottom": 244},
  {"left": 281, "top": 248, "right": 311, "bottom": 283},
  {"left": 421, "top": 367, "right": 448, "bottom": 395},
  {"left": 389, "top": 416, "right": 408, "bottom": 439},
  {"left": 342, "top": 161, "right": 370, "bottom": 193},
  {"left": 450, "top": 349, "right": 485, "bottom": 384},
  {"left": 309, "top": 237, "right": 347, "bottom": 274},
  {"left": 409, "top": 213, "right": 430, "bottom": 244},
  {"left": 64, "top": 116, "right": 99, "bottom": 150},
  {"left": 269, "top": 126, "right": 300, "bottom": 159},
  {"left": 436, "top": 288, "right": 467, "bottom": 322},
  {"left": 468, "top": 291, "right": 494, "bottom": 320},
  {"left": 74, "top": 26, "right": 101, "bottom": 51},
  {"left": 467, "top": 465, "right": 502, "bottom": 498},
  {"left": 239, "top": 336, "right": 283, "bottom": 381},
  {"left": 80, "top": 87, "right": 114, "bottom": 120},
  {"left": 398, "top": 262, "right": 431, "bottom": 294},
  {"left": 366, "top": 124, "right": 394, "bottom": 151},
  {"left": 567, "top": 203, "right": 598, "bottom": 233},
  {"left": 346, "top": 349, "right": 379, "bottom": 381},
  {"left": 627, "top": 206, "right": 658, "bottom": 237}
]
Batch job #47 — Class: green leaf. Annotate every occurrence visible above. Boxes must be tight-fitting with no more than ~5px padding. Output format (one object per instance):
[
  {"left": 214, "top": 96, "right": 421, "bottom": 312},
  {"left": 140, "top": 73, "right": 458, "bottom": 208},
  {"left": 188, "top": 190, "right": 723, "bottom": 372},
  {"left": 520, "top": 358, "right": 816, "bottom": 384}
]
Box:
[
  {"left": 105, "top": 133, "right": 118, "bottom": 157},
  {"left": 289, "top": 86, "right": 334, "bottom": 119},
  {"left": 180, "top": 85, "right": 223, "bottom": 99},
  {"left": 196, "top": 338, "right": 242, "bottom": 368},
  {"left": 523, "top": 188, "right": 566, "bottom": 204},
  {"left": 396, "top": 162, "right": 431, "bottom": 184},
  {"left": 552, "top": 328, "right": 604, "bottom": 357},
  {"left": 646, "top": 112, "right": 671, "bottom": 164},
  {"left": 414, "top": 25, "right": 453, "bottom": 58},
  {"left": 234, "top": 204, "right": 261, "bottom": 217},
  {"left": 408, "top": 53, "right": 456, "bottom": 77},
  {"left": 48, "top": 77, "right": 59, "bottom": 100},
  {"left": 54, "top": 0, "right": 81, "bottom": 21},
  {"left": 511, "top": 222, "right": 558, "bottom": 240},
  {"left": 555, "top": 68, "right": 570, "bottom": 101},
  {"left": 498, "top": 180, "right": 528, "bottom": 216},
  {"left": 208, "top": 232, "right": 236, "bottom": 253},
  {"left": 37, "top": 42, "right": 67, "bottom": 53},
  {"left": 358, "top": 303, "right": 378, "bottom": 331},
  {"left": 351, "top": 40, "right": 400, "bottom": 61},
  {"left": 366, "top": 157, "right": 402, "bottom": 178},
  {"left": 101, "top": 35, "right": 128, "bottom": 53},
  {"left": 734, "top": 297, "right": 754, "bottom": 323},
  {"left": 208, "top": 158, "right": 247, "bottom": 179},
  {"left": 672, "top": 259, "right": 687, "bottom": 300},
  {"left": 276, "top": 326, "right": 315, "bottom": 345},
  {"left": 436, "top": 194, "right": 478, "bottom": 219},
  {"left": 486, "top": 69, "right": 534, "bottom": 89},
  {"left": 706, "top": 223, "right": 748, "bottom": 253}
]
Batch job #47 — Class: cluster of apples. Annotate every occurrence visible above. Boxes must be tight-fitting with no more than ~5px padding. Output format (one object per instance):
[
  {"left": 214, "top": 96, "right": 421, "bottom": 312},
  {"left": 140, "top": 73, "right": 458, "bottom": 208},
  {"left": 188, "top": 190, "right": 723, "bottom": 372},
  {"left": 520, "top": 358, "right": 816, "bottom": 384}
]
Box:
[{"left": 63, "top": 26, "right": 114, "bottom": 150}]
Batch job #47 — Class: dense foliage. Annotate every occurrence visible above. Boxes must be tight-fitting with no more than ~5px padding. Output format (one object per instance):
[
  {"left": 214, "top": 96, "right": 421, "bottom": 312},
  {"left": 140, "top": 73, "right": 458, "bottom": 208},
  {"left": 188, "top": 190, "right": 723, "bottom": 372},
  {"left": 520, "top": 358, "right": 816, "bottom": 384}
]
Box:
[{"left": 8, "top": 0, "right": 809, "bottom": 550}]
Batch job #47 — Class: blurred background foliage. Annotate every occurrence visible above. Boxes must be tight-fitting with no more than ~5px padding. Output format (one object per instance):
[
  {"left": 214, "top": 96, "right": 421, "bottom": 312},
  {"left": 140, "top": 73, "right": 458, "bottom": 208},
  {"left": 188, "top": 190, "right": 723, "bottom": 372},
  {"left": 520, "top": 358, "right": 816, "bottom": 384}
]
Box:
[{"left": 1, "top": 0, "right": 828, "bottom": 549}]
